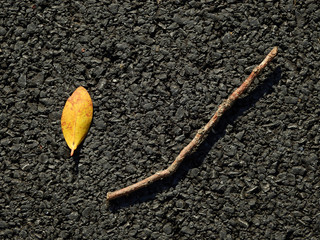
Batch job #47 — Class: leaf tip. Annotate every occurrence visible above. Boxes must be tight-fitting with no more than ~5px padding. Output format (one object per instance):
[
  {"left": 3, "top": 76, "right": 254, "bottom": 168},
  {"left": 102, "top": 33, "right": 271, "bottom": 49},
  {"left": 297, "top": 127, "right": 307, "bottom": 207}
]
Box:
[{"left": 70, "top": 149, "right": 75, "bottom": 156}]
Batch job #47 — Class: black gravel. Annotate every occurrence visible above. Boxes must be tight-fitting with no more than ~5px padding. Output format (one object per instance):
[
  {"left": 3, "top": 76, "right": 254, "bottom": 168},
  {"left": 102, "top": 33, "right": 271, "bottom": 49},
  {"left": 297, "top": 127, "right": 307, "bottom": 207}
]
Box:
[{"left": 1, "top": 1, "right": 320, "bottom": 239}]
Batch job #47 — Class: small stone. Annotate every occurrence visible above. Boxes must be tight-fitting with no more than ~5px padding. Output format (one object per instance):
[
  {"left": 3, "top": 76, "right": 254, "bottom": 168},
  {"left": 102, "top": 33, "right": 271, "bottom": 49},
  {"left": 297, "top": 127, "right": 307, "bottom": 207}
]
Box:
[
  {"left": 18, "top": 74, "right": 27, "bottom": 88},
  {"left": 223, "top": 205, "right": 234, "bottom": 214},
  {"left": 0, "top": 220, "right": 7, "bottom": 229},
  {"left": 82, "top": 207, "right": 91, "bottom": 218},
  {"left": 305, "top": 153, "right": 317, "bottom": 165},
  {"left": 68, "top": 196, "right": 80, "bottom": 204},
  {"left": 95, "top": 119, "right": 106, "bottom": 130},
  {"left": 274, "top": 232, "right": 286, "bottom": 240},
  {"left": 237, "top": 218, "right": 249, "bottom": 228},
  {"left": 31, "top": 72, "right": 44, "bottom": 86},
  {"left": 315, "top": 80, "right": 320, "bottom": 91},
  {"left": 219, "top": 228, "right": 227, "bottom": 239},
  {"left": 184, "top": 65, "right": 198, "bottom": 75},
  {"left": 190, "top": 168, "right": 200, "bottom": 178},
  {"left": 224, "top": 145, "right": 237, "bottom": 157},
  {"left": 60, "top": 230, "right": 69, "bottom": 239},
  {"left": 97, "top": 78, "right": 107, "bottom": 90},
  {"left": 175, "top": 199, "right": 185, "bottom": 208},
  {"left": 292, "top": 166, "right": 306, "bottom": 176},
  {"left": 143, "top": 102, "right": 154, "bottom": 111},
  {"left": 163, "top": 223, "right": 172, "bottom": 235},
  {"left": 26, "top": 22, "right": 37, "bottom": 34},
  {"left": 156, "top": 73, "right": 167, "bottom": 80},
  {"left": 93, "top": 66, "right": 104, "bottom": 77},
  {"left": 295, "top": 10, "right": 305, "bottom": 28},
  {"left": 109, "top": 3, "right": 119, "bottom": 14},
  {"left": 175, "top": 106, "right": 184, "bottom": 120},
  {"left": 260, "top": 181, "right": 270, "bottom": 192},
  {"left": 116, "top": 43, "right": 129, "bottom": 50},
  {"left": 235, "top": 131, "right": 245, "bottom": 141},
  {"left": 39, "top": 153, "right": 48, "bottom": 163},
  {"left": 145, "top": 145, "right": 154, "bottom": 155},
  {"left": 151, "top": 232, "right": 160, "bottom": 239},
  {"left": 284, "top": 96, "right": 298, "bottom": 104},
  {"left": 173, "top": 14, "right": 186, "bottom": 25},
  {"left": 170, "top": 84, "right": 180, "bottom": 96},
  {"left": 284, "top": 173, "right": 296, "bottom": 186},
  {"left": 19, "top": 230, "right": 28, "bottom": 238},
  {"left": 0, "top": 26, "right": 6, "bottom": 36},
  {"left": 142, "top": 228, "right": 152, "bottom": 237},
  {"left": 195, "top": 82, "right": 203, "bottom": 91},
  {"left": 11, "top": 144, "right": 20, "bottom": 152},
  {"left": 40, "top": 98, "right": 54, "bottom": 106},
  {"left": 125, "top": 164, "right": 136, "bottom": 173},
  {"left": 181, "top": 225, "right": 195, "bottom": 235},
  {"left": 21, "top": 163, "right": 31, "bottom": 171},
  {"left": 174, "top": 134, "right": 185, "bottom": 142},
  {"left": 0, "top": 138, "right": 11, "bottom": 146},
  {"left": 128, "top": 228, "right": 137, "bottom": 237},
  {"left": 222, "top": 32, "right": 232, "bottom": 44},
  {"left": 248, "top": 17, "right": 259, "bottom": 27},
  {"left": 48, "top": 111, "right": 60, "bottom": 121},
  {"left": 68, "top": 211, "right": 79, "bottom": 221}
]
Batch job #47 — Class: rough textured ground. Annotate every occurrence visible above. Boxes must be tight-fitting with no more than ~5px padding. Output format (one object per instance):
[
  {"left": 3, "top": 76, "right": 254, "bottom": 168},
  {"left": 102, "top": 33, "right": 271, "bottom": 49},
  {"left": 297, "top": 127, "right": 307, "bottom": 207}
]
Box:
[{"left": 1, "top": 0, "right": 320, "bottom": 239}]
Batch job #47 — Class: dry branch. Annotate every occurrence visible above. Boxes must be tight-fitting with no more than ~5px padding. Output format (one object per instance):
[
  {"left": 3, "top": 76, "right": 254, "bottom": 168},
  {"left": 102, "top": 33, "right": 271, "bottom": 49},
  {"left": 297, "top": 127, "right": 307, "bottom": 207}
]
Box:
[{"left": 107, "top": 47, "right": 278, "bottom": 203}]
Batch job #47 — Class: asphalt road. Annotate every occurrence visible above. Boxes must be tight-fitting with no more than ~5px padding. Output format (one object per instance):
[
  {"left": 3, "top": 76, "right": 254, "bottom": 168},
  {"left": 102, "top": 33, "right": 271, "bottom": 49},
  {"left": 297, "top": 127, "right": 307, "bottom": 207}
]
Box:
[{"left": 1, "top": 0, "right": 320, "bottom": 239}]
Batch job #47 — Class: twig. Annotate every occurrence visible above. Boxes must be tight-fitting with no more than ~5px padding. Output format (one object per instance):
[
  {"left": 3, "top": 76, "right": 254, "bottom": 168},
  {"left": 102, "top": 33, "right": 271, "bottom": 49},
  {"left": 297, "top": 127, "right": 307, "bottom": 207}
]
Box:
[{"left": 107, "top": 47, "right": 278, "bottom": 203}]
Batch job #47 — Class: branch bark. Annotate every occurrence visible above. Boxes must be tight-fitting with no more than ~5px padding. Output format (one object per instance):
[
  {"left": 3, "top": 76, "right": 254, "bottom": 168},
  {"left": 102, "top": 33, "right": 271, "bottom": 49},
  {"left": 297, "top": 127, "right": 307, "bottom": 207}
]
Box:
[{"left": 107, "top": 47, "right": 278, "bottom": 203}]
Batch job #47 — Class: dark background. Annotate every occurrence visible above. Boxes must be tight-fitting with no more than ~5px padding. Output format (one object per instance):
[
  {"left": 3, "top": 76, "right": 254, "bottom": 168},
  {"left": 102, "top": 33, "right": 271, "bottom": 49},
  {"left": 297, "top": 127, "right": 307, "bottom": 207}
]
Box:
[{"left": 1, "top": 0, "right": 320, "bottom": 239}]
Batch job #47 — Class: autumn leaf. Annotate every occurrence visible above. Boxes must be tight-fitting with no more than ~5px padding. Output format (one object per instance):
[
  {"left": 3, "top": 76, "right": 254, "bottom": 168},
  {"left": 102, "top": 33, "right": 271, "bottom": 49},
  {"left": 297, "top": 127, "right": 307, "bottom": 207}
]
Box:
[{"left": 61, "top": 86, "right": 93, "bottom": 156}]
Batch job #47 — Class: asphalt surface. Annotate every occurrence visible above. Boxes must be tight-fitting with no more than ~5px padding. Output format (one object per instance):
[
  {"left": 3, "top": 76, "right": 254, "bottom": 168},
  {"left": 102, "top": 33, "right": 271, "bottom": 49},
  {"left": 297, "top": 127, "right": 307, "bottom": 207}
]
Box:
[{"left": 1, "top": 0, "right": 320, "bottom": 239}]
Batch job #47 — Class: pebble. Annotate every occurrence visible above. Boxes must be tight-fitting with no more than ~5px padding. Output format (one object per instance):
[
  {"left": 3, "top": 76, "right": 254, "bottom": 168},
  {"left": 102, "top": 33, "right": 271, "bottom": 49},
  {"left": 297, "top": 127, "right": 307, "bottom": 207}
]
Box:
[
  {"left": 109, "top": 3, "right": 119, "bottom": 14},
  {"left": 224, "top": 145, "right": 237, "bottom": 157},
  {"left": 125, "top": 164, "right": 136, "bottom": 173},
  {"left": 292, "top": 166, "right": 306, "bottom": 176},
  {"left": 163, "top": 223, "right": 173, "bottom": 235},
  {"left": 190, "top": 168, "right": 200, "bottom": 178},
  {"left": 235, "top": 131, "right": 245, "bottom": 141},
  {"left": 68, "top": 211, "right": 79, "bottom": 221},
  {"left": 82, "top": 207, "right": 92, "bottom": 218},
  {"left": 0, "top": 26, "right": 6, "bottom": 36},
  {"left": 26, "top": 22, "right": 37, "bottom": 34},
  {"left": 97, "top": 78, "right": 107, "bottom": 90},
  {"left": 175, "top": 106, "right": 184, "bottom": 120},
  {"left": 143, "top": 102, "right": 154, "bottom": 111},
  {"left": 18, "top": 74, "right": 27, "bottom": 88},
  {"left": 284, "top": 96, "right": 298, "bottom": 104},
  {"left": 181, "top": 225, "right": 195, "bottom": 235},
  {"left": 95, "top": 119, "right": 106, "bottom": 130},
  {"left": 0, "top": 220, "right": 7, "bottom": 229}
]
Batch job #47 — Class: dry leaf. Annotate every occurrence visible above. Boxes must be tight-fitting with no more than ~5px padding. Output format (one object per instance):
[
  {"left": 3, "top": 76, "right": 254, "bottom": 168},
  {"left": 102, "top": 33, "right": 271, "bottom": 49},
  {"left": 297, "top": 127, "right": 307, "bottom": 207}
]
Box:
[{"left": 61, "top": 86, "right": 93, "bottom": 156}]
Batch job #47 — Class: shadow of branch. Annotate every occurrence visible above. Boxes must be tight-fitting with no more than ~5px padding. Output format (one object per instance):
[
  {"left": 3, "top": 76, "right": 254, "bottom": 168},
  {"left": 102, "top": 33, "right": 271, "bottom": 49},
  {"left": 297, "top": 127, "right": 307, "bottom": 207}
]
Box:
[{"left": 109, "top": 66, "right": 282, "bottom": 211}]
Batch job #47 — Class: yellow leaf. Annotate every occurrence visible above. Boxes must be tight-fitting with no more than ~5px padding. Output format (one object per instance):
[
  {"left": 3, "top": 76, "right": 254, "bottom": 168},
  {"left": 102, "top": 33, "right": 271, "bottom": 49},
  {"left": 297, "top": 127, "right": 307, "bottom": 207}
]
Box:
[{"left": 61, "top": 86, "right": 93, "bottom": 156}]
